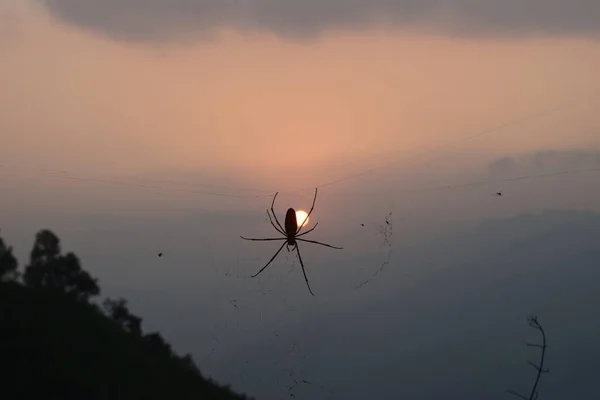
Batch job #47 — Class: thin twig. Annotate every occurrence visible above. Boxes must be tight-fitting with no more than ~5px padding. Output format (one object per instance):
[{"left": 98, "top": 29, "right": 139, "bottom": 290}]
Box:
[{"left": 507, "top": 315, "right": 548, "bottom": 400}]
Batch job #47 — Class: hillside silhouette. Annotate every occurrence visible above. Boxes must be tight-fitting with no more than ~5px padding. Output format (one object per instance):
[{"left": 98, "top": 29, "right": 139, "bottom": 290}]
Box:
[{"left": 0, "top": 229, "right": 253, "bottom": 400}]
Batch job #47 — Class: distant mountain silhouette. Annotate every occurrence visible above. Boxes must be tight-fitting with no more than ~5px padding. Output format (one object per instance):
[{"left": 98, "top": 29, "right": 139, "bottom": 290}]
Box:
[
  {"left": 416, "top": 209, "right": 600, "bottom": 281},
  {"left": 0, "top": 229, "right": 252, "bottom": 400},
  {"left": 289, "top": 209, "right": 600, "bottom": 399}
]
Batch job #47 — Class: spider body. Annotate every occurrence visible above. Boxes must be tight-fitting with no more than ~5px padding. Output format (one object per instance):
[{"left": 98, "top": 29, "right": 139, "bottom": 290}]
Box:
[
  {"left": 240, "top": 188, "right": 343, "bottom": 296},
  {"left": 284, "top": 208, "right": 298, "bottom": 241}
]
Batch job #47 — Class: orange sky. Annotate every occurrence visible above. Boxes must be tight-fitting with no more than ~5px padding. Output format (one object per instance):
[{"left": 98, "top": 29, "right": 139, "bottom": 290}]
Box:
[{"left": 2, "top": 1, "right": 600, "bottom": 194}]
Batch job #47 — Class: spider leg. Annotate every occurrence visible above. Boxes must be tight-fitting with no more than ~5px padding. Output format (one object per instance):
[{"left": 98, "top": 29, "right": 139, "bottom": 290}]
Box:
[
  {"left": 296, "top": 223, "right": 318, "bottom": 237},
  {"left": 267, "top": 208, "right": 286, "bottom": 235},
  {"left": 270, "top": 192, "right": 286, "bottom": 233},
  {"left": 240, "top": 236, "right": 287, "bottom": 241},
  {"left": 294, "top": 243, "right": 314, "bottom": 296},
  {"left": 297, "top": 238, "right": 343, "bottom": 250},
  {"left": 296, "top": 188, "right": 318, "bottom": 235},
  {"left": 250, "top": 241, "right": 287, "bottom": 278}
]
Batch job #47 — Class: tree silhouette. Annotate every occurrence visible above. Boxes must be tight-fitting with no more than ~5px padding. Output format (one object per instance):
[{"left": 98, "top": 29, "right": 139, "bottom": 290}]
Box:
[
  {"left": 23, "top": 229, "right": 100, "bottom": 302},
  {"left": 181, "top": 353, "right": 201, "bottom": 375},
  {"left": 1, "top": 228, "right": 252, "bottom": 400},
  {"left": 144, "top": 331, "right": 174, "bottom": 357},
  {"left": 0, "top": 233, "right": 19, "bottom": 282},
  {"left": 103, "top": 297, "right": 143, "bottom": 336}
]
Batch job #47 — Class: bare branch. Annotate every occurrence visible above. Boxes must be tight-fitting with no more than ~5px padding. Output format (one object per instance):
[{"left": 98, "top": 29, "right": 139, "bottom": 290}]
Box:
[
  {"left": 525, "top": 343, "right": 544, "bottom": 348},
  {"left": 527, "top": 361, "right": 543, "bottom": 371},
  {"left": 507, "top": 315, "right": 548, "bottom": 400},
  {"left": 507, "top": 389, "right": 529, "bottom": 400}
]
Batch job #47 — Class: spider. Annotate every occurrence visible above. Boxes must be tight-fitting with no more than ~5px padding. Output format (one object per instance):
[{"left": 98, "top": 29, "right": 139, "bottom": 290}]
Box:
[{"left": 240, "top": 188, "right": 343, "bottom": 296}]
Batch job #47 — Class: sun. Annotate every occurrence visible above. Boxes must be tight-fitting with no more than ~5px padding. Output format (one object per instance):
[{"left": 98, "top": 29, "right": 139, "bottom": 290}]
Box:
[{"left": 295, "top": 210, "right": 309, "bottom": 228}]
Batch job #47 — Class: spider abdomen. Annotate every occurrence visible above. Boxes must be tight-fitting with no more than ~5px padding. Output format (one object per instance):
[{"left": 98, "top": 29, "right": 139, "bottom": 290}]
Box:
[{"left": 285, "top": 208, "right": 298, "bottom": 235}]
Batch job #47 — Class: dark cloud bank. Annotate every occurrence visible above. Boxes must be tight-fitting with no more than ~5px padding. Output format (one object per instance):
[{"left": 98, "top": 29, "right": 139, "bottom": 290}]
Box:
[{"left": 39, "top": 0, "right": 600, "bottom": 43}]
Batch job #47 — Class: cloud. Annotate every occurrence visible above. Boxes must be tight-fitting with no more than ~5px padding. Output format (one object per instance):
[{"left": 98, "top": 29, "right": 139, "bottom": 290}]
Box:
[
  {"left": 488, "top": 149, "right": 600, "bottom": 176},
  {"left": 38, "top": 0, "right": 600, "bottom": 43}
]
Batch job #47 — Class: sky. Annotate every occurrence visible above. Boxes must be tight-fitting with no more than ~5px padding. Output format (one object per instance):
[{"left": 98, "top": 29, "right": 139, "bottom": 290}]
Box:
[{"left": 2, "top": 1, "right": 600, "bottom": 398}]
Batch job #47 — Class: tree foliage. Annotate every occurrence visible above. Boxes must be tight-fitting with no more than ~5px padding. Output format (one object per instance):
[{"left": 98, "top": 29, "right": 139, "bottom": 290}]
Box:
[
  {"left": 23, "top": 229, "right": 100, "bottom": 301},
  {"left": 103, "top": 297, "right": 143, "bottom": 336},
  {"left": 0, "top": 233, "right": 19, "bottom": 282}
]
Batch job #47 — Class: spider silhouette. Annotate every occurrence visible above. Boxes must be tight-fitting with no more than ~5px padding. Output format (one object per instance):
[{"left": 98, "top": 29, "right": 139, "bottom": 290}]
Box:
[{"left": 240, "top": 188, "right": 343, "bottom": 295}]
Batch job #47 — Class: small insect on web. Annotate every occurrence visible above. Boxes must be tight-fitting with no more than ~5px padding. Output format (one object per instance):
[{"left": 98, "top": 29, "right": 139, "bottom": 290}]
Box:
[{"left": 240, "top": 188, "right": 343, "bottom": 296}]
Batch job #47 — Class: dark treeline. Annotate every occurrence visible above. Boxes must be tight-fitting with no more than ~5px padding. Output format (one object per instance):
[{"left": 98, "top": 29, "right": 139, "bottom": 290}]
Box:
[{"left": 0, "top": 229, "right": 253, "bottom": 400}]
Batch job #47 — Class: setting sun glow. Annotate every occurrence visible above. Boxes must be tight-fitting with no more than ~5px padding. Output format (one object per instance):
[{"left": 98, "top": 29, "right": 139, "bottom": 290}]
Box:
[{"left": 295, "top": 210, "right": 309, "bottom": 228}]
